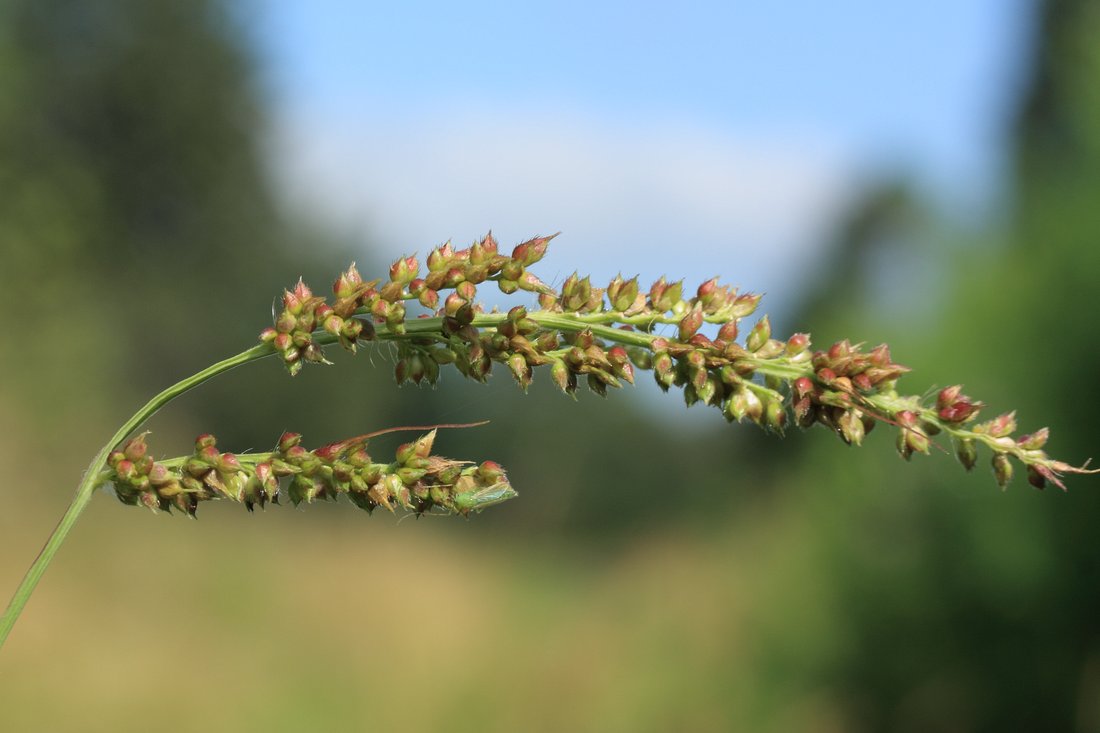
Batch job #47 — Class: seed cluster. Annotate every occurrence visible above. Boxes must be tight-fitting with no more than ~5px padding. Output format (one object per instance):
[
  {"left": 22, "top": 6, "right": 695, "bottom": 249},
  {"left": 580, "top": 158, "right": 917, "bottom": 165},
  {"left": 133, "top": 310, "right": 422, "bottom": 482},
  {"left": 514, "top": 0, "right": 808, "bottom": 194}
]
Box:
[{"left": 107, "top": 430, "right": 515, "bottom": 517}]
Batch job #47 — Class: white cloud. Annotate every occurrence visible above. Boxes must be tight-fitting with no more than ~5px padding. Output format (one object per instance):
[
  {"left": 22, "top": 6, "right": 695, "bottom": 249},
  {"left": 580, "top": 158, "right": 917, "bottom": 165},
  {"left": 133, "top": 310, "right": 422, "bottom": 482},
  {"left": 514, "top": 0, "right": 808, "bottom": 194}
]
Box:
[{"left": 269, "top": 102, "right": 857, "bottom": 312}]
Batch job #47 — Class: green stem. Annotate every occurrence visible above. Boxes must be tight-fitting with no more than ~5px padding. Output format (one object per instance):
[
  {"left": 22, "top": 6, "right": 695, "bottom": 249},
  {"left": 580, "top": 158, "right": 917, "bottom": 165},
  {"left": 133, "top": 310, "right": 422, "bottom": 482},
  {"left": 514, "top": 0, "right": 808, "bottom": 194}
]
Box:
[
  {"left": 0, "top": 344, "right": 274, "bottom": 648},
  {"left": 527, "top": 313, "right": 657, "bottom": 348}
]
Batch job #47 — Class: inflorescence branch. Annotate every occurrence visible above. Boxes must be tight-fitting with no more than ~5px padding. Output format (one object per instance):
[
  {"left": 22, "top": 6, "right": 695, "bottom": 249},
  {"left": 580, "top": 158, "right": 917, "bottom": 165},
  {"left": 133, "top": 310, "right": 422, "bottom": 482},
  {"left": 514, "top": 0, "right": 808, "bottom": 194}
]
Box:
[
  {"left": 248, "top": 231, "right": 1095, "bottom": 493},
  {"left": 103, "top": 425, "right": 514, "bottom": 518}
]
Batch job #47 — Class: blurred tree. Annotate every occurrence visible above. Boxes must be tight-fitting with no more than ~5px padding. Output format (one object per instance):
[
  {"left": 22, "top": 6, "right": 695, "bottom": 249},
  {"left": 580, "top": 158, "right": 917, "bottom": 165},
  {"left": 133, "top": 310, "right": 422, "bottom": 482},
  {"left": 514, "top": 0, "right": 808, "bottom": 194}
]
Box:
[
  {"left": 0, "top": 0, "right": 412, "bottom": 452},
  {"left": 791, "top": 177, "right": 923, "bottom": 332},
  {"left": 737, "top": 1, "right": 1100, "bottom": 730},
  {"left": 0, "top": 0, "right": 288, "bottom": 419}
]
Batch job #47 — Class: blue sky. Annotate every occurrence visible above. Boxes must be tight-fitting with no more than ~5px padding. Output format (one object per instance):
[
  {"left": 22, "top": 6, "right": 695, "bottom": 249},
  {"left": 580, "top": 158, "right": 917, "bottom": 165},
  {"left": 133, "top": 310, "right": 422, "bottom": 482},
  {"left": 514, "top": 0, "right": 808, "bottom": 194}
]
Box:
[{"left": 254, "top": 1, "right": 1033, "bottom": 314}]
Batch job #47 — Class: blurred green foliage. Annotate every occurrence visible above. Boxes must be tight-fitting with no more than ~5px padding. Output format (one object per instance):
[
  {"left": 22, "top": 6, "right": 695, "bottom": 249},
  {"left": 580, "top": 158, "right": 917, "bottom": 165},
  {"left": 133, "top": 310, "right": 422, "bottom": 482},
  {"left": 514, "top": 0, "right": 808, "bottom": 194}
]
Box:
[
  {"left": 740, "top": 2, "right": 1100, "bottom": 729},
  {"left": 1, "top": 0, "right": 1099, "bottom": 730},
  {"left": 0, "top": 0, "right": 286, "bottom": 432}
]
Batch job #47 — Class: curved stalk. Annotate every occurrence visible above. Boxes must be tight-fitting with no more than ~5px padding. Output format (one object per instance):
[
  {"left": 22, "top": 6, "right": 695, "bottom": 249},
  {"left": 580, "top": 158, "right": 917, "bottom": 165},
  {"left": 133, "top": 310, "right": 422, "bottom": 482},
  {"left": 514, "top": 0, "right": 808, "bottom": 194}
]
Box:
[{"left": 0, "top": 344, "right": 271, "bottom": 647}]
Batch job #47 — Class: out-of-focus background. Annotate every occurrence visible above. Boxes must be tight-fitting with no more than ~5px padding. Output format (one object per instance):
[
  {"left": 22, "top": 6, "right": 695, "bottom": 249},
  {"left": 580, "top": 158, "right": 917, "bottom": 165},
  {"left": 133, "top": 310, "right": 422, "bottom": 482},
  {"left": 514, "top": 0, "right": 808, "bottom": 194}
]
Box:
[{"left": 1, "top": 0, "right": 1098, "bottom": 730}]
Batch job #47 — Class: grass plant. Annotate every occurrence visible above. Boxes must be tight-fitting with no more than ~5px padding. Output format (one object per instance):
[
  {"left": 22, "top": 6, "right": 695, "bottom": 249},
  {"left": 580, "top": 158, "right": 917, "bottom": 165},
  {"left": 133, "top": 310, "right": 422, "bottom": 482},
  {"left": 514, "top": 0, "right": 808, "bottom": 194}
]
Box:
[{"left": 2, "top": 233, "right": 1093, "bottom": 648}]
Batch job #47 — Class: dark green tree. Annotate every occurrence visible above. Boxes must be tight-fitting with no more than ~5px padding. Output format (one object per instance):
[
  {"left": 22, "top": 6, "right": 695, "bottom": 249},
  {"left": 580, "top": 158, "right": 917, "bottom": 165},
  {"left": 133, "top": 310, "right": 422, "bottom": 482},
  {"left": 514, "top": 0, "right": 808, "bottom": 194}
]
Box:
[
  {"left": 741, "top": 1, "right": 1100, "bottom": 729},
  {"left": 0, "top": 0, "right": 278, "bottom": 400},
  {"left": 0, "top": 0, "right": 399, "bottom": 448}
]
